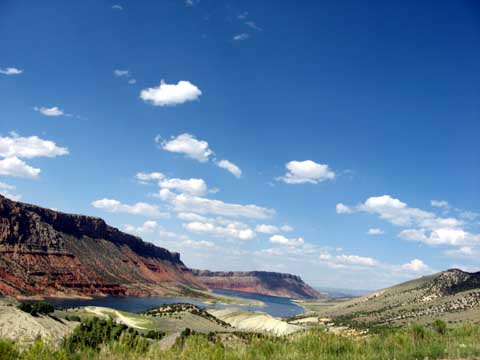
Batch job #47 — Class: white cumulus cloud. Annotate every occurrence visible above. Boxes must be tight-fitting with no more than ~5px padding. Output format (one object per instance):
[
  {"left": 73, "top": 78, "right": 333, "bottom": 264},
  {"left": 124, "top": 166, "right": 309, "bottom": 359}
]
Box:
[
  {"left": 124, "top": 220, "right": 159, "bottom": 234},
  {"left": 135, "top": 172, "right": 165, "bottom": 183},
  {"left": 0, "top": 133, "right": 68, "bottom": 179},
  {"left": 368, "top": 228, "right": 384, "bottom": 235},
  {"left": 34, "top": 106, "right": 64, "bottom": 117},
  {"left": 278, "top": 160, "right": 335, "bottom": 184},
  {"left": 0, "top": 133, "right": 68, "bottom": 159},
  {"left": 184, "top": 220, "right": 255, "bottom": 241},
  {"left": 256, "top": 224, "right": 279, "bottom": 234},
  {"left": 158, "top": 133, "right": 213, "bottom": 162},
  {"left": 92, "top": 199, "right": 169, "bottom": 218},
  {"left": 158, "top": 189, "right": 274, "bottom": 219},
  {"left": 339, "top": 194, "right": 479, "bottom": 248},
  {"left": 0, "top": 157, "right": 40, "bottom": 179},
  {"left": 159, "top": 178, "right": 207, "bottom": 196},
  {"left": 217, "top": 159, "right": 242, "bottom": 178},
  {"left": 140, "top": 80, "right": 201, "bottom": 107},
  {"left": 0, "top": 67, "right": 23, "bottom": 75},
  {"left": 401, "top": 259, "right": 429, "bottom": 272},
  {"left": 269, "top": 234, "right": 304, "bottom": 247}
]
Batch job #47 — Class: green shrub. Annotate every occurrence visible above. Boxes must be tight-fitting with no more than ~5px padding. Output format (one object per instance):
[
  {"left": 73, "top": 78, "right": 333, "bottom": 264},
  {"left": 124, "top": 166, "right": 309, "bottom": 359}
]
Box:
[
  {"left": 17, "top": 301, "right": 55, "bottom": 317},
  {"left": 0, "top": 339, "right": 20, "bottom": 360},
  {"left": 144, "top": 330, "right": 166, "bottom": 340},
  {"left": 65, "top": 315, "right": 81, "bottom": 322},
  {"left": 64, "top": 317, "right": 128, "bottom": 353},
  {"left": 432, "top": 319, "right": 447, "bottom": 335}
]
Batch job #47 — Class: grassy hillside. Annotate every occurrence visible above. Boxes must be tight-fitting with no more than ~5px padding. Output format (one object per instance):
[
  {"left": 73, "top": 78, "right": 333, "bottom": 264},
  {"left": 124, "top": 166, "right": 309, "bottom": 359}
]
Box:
[
  {"left": 2, "top": 322, "right": 480, "bottom": 359},
  {"left": 303, "top": 269, "right": 480, "bottom": 328}
]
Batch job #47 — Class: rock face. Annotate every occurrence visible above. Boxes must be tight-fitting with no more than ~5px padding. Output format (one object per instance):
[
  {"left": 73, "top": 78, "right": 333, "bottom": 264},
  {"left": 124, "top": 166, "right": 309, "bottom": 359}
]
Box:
[
  {"left": 191, "top": 270, "right": 322, "bottom": 300},
  {"left": 0, "top": 195, "right": 202, "bottom": 297},
  {"left": 428, "top": 269, "right": 480, "bottom": 297}
]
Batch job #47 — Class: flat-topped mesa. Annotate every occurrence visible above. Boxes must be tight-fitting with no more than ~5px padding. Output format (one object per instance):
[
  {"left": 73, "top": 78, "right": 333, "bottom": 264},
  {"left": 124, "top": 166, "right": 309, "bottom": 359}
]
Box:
[
  {"left": 191, "top": 269, "right": 322, "bottom": 300},
  {"left": 0, "top": 195, "right": 181, "bottom": 264},
  {"left": 0, "top": 195, "right": 200, "bottom": 297}
]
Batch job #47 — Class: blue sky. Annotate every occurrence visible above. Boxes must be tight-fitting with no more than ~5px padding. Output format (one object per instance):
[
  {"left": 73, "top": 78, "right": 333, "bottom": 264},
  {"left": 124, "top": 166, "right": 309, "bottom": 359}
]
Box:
[{"left": 1, "top": 0, "right": 479, "bottom": 290}]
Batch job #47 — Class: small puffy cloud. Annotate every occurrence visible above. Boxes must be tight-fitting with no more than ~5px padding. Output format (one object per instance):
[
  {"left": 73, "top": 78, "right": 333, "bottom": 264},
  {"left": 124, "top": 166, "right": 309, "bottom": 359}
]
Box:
[
  {"left": 256, "top": 224, "right": 279, "bottom": 234},
  {"left": 92, "top": 198, "right": 169, "bottom": 218},
  {"left": 0, "top": 132, "right": 68, "bottom": 159},
  {"left": 233, "top": 33, "right": 250, "bottom": 41},
  {"left": 278, "top": 160, "right": 335, "bottom": 184},
  {"left": 158, "top": 133, "right": 213, "bottom": 162},
  {"left": 135, "top": 172, "right": 165, "bottom": 183},
  {"left": 114, "top": 69, "right": 129, "bottom": 77},
  {"left": 401, "top": 259, "right": 429, "bottom": 272},
  {"left": 0, "top": 67, "right": 23, "bottom": 75},
  {"left": 140, "top": 80, "right": 201, "bottom": 107},
  {"left": 431, "top": 200, "right": 449, "bottom": 209},
  {"left": 112, "top": 4, "right": 123, "bottom": 10},
  {"left": 159, "top": 178, "right": 207, "bottom": 196},
  {"left": 269, "top": 234, "right": 304, "bottom": 247},
  {"left": 217, "top": 160, "right": 242, "bottom": 178},
  {"left": 237, "top": 12, "right": 248, "bottom": 19},
  {"left": 0, "top": 157, "right": 40, "bottom": 179},
  {"left": 124, "top": 220, "right": 159, "bottom": 234},
  {"left": 158, "top": 189, "right": 274, "bottom": 219},
  {"left": 336, "top": 203, "right": 353, "bottom": 214},
  {"left": 280, "top": 224, "right": 294, "bottom": 232},
  {"left": 34, "top": 106, "right": 64, "bottom": 117},
  {"left": 184, "top": 221, "right": 255, "bottom": 241},
  {"left": 368, "top": 228, "right": 384, "bottom": 235}
]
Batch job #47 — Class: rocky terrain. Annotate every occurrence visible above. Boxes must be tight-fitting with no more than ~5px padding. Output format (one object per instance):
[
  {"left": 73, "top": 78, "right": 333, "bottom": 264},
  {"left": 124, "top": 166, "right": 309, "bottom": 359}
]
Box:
[
  {"left": 191, "top": 270, "right": 322, "bottom": 300},
  {"left": 309, "top": 268, "right": 480, "bottom": 327},
  {"left": 0, "top": 195, "right": 202, "bottom": 298}
]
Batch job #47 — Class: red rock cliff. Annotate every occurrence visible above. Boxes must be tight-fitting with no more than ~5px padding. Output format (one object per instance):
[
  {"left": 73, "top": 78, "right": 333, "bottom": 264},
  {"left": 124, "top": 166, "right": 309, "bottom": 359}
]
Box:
[
  {"left": 191, "top": 270, "right": 322, "bottom": 300},
  {"left": 0, "top": 195, "right": 203, "bottom": 298}
]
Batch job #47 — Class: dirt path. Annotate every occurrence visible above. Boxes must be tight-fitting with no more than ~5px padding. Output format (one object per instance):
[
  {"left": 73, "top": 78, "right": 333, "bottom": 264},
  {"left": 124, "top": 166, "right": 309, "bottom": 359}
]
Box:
[{"left": 84, "top": 306, "right": 150, "bottom": 329}]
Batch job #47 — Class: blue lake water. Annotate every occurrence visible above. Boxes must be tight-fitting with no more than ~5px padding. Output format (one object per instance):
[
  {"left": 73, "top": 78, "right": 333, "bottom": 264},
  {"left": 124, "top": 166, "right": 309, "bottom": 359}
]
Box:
[{"left": 45, "top": 289, "right": 304, "bottom": 318}]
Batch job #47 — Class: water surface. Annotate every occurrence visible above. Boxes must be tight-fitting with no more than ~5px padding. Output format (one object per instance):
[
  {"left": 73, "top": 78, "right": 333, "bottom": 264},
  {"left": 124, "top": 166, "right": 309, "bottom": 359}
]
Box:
[{"left": 45, "top": 289, "right": 304, "bottom": 318}]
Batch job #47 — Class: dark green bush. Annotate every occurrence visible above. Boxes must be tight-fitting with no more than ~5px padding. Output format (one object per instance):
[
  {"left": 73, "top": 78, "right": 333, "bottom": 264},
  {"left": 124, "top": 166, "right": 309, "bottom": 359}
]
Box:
[
  {"left": 64, "top": 317, "right": 127, "bottom": 353},
  {"left": 432, "top": 319, "right": 447, "bottom": 335},
  {"left": 17, "top": 301, "right": 55, "bottom": 317},
  {"left": 65, "top": 315, "right": 81, "bottom": 322},
  {"left": 144, "top": 330, "right": 166, "bottom": 340}
]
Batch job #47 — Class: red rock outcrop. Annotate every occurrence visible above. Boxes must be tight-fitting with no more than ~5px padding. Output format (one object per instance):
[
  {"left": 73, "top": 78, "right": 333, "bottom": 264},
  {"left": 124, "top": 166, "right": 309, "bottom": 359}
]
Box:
[
  {"left": 0, "top": 195, "right": 203, "bottom": 298},
  {"left": 191, "top": 270, "right": 322, "bottom": 300}
]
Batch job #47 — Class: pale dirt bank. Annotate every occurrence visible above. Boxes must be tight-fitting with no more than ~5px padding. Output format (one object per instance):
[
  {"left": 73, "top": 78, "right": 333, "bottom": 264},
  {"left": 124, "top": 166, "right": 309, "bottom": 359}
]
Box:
[
  {"left": 0, "top": 301, "right": 76, "bottom": 345},
  {"left": 209, "top": 308, "right": 303, "bottom": 336}
]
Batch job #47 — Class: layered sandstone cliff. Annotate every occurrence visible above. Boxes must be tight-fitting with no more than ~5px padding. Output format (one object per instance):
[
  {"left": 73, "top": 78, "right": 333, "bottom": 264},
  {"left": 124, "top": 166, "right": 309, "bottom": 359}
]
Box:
[
  {"left": 0, "top": 195, "right": 202, "bottom": 297},
  {"left": 191, "top": 270, "right": 322, "bottom": 300}
]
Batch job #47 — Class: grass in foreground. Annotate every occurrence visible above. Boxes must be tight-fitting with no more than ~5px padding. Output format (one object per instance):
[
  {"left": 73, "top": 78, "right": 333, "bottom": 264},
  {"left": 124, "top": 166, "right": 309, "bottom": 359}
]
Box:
[{"left": 2, "top": 319, "right": 480, "bottom": 359}]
